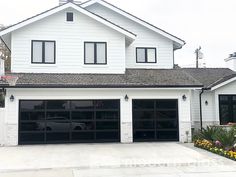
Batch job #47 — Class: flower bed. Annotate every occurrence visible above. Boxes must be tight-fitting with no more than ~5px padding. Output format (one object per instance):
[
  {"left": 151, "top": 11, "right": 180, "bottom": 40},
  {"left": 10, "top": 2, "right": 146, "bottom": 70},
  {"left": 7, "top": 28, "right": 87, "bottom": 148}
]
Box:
[
  {"left": 194, "top": 139, "right": 236, "bottom": 161},
  {"left": 193, "top": 126, "right": 236, "bottom": 161}
]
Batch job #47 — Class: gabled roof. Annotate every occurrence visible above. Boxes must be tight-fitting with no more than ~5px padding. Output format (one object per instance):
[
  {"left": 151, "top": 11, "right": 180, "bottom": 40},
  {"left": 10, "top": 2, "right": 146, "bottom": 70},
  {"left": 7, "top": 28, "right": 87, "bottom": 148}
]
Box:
[
  {"left": 210, "top": 74, "right": 236, "bottom": 90},
  {"left": 182, "top": 68, "right": 236, "bottom": 89},
  {"left": 81, "top": 0, "right": 185, "bottom": 48},
  {"left": 0, "top": 2, "right": 136, "bottom": 40},
  {"left": 0, "top": 69, "right": 203, "bottom": 88}
]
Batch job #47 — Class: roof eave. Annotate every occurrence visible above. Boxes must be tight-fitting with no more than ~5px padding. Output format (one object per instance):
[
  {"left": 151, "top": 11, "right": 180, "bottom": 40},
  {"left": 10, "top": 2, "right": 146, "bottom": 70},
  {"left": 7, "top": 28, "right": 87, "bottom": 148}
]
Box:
[
  {"left": 210, "top": 76, "right": 236, "bottom": 91},
  {"left": 2, "top": 84, "right": 203, "bottom": 89}
]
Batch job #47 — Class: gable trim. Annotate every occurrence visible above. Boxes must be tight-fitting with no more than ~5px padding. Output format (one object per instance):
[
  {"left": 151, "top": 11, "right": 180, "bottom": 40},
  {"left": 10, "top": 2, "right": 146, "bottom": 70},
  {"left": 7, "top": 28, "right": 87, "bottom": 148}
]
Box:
[
  {"left": 0, "top": 2, "right": 136, "bottom": 40},
  {"left": 211, "top": 76, "right": 236, "bottom": 91},
  {"left": 81, "top": 0, "right": 185, "bottom": 46}
]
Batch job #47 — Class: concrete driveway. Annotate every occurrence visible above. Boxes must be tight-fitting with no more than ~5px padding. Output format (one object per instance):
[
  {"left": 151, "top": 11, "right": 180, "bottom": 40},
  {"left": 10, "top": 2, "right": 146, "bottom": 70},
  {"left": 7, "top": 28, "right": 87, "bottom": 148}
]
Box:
[{"left": 0, "top": 143, "right": 235, "bottom": 177}]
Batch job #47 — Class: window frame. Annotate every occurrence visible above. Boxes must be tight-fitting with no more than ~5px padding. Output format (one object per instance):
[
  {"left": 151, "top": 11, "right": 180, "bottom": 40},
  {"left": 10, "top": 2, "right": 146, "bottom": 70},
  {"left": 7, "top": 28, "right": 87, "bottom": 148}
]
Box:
[
  {"left": 31, "top": 40, "right": 56, "bottom": 64},
  {"left": 84, "top": 42, "right": 107, "bottom": 65},
  {"left": 66, "top": 12, "right": 74, "bottom": 22},
  {"left": 219, "top": 95, "right": 236, "bottom": 124},
  {"left": 136, "top": 47, "right": 157, "bottom": 63}
]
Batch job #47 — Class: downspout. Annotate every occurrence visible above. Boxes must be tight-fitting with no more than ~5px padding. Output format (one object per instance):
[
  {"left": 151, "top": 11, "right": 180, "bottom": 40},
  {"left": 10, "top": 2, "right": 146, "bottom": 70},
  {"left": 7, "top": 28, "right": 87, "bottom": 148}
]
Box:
[
  {"left": 199, "top": 88, "right": 209, "bottom": 130},
  {"left": 199, "top": 88, "right": 204, "bottom": 130}
]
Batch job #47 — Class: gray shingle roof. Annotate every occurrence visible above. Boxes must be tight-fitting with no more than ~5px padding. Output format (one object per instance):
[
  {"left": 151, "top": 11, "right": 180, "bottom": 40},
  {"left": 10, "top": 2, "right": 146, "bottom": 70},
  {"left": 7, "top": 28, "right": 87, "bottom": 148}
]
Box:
[
  {"left": 209, "top": 73, "right": 236, "bottom": 88},
  {"left": 0, "top": 69, "right": 203, "bottom": 88},
  {"left": 182, "top": 68, "right": 235, "bottom": 88}
]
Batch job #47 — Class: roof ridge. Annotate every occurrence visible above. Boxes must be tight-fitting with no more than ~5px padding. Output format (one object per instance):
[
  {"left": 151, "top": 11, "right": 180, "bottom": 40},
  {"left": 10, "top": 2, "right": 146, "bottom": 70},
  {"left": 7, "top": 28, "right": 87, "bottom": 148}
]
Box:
[{"left": 179, "top": 69, "right": 203, "bottom": 86}]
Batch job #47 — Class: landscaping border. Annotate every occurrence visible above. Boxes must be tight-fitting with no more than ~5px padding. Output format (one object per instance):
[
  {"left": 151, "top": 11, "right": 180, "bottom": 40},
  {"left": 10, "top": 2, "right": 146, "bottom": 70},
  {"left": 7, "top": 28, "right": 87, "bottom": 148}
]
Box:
[{"left": 194, "top": 139, "right": 236, "bottom": 161}]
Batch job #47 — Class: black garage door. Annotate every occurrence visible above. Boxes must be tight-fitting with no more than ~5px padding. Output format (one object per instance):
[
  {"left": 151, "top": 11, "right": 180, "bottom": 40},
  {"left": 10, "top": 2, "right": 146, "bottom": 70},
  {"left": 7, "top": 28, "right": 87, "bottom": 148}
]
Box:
[
  {"left": 19, "top": 100, "right": 120, "bottom": 144},
  {"left": 133, "top": 99, "right": 179, "bottom": 142}
]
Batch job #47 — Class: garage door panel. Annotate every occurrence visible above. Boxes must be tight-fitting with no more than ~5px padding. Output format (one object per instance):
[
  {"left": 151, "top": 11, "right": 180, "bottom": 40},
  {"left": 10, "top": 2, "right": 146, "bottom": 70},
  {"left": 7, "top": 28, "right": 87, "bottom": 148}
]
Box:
[
  {"left": 96, "top": 111, "right": 119, "bottom": 120},
  {"left": 96, "top": 131, "right": 119, "bottom": 140},
  {"left": 20, "top": 101, "right": 45, "bottom": 110},
  {"left": 46, "top": 100, "right": 70, "bottom": 110},
  {"left": 46, "top": 121, "right": 70, "bottom": 131},
  {"left": 133, "top": 99, "right": 179, "bottom": 142},
  {"left": 156, "top": 100, "right": 177, "bottom": 109},
  {"left": 134, "top": 131, "right": 155, "bottom": 140},
  {"left": 71, "top": 132, "right": 95, "bottom": 141},
  {"left": 71, "top": 100, "right": 94, "bottom": 109},
  {"left": 19, "top": 132, "right": 45, "bottom": 144},
  {"left": 19, "top": 100, "right": 120, "bottom": 144},
  {"left": 95, "top": 100, "right": 119, "bottom": 109},
  {"left": 46, "top": 132, "right": 70, "bottom": 142},
  {"left": 46, "top": 111, "right": 70, "bottom": 120},
  {"left": 20, "top": 121, "right": 45, "bottom": 131},
  {"left": 20, "top": 112, "right": 45, "bottom": 121},
  {"left": 72, "top": 121, "right": 94, "bottom": 130},
  {"left": 71, "top": 111, "right": 94, "bottom": 120},
  {"left": 133, "top": 100, "right": 155, "bottom": 109},
  {"left": 133, "top": 111, "right": 154, "bottom": 120},
  {"left": 156, "top": 130, "right": 178, "bottom": 140},
  {"left": 156, "top": 121, "right": 178, "bottom": 129},
  {"left": 134, "top": 120, "right": 155, "bottom": 129},
  {"left": 96, "top": 121, "right": 119, "bottom": 130},
  {"left": 156, "top": 111, "right": 177, "bottom": 119}
]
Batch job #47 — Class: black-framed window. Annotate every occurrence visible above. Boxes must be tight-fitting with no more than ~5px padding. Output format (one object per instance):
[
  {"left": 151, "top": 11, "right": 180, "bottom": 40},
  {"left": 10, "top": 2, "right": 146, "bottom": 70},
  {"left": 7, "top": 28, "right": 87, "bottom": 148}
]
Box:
[
  {"left": 31, "top": 40, "right": 56, "bottom": 64},
  {"left": 219, "top": 95, "right": 236, "bottom": 124},
  {"left": 136, "top": 47, "right": 156, "bottom": 63},
  {"left": 66, "top": 12, "right": 73, "bottom": 22},
  {"left": 0, "top": 90, "right": 5, "bottom": 108},
  {"left": 84, "top": 42, "right": 107, "bottom": 64}
]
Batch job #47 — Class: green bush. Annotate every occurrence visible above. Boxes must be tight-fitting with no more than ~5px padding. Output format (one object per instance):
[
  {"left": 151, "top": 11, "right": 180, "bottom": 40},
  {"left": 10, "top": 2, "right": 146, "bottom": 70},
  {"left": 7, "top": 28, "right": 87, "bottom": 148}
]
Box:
[
  {"left": 198, "top": 126, "right": 221, "bottom": 142},
  {"left": 214, "top": 128, "right": 236, "bottom": 151}
]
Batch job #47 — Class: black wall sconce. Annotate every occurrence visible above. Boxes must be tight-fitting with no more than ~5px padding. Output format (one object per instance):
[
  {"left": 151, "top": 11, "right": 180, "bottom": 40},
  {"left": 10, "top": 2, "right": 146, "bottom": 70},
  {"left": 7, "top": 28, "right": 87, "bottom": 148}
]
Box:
[
  {"left": 124, "top": 94, "right": 129, "bottom": 101},
  {"left": 10, "top": 95, "right": 14, "bottom": 102},
  {"left": 182, "top": 94, "right": 187, "bottom": 101},
  {"left": 205, "top": 100, "right": 208, "bottom": 106}
]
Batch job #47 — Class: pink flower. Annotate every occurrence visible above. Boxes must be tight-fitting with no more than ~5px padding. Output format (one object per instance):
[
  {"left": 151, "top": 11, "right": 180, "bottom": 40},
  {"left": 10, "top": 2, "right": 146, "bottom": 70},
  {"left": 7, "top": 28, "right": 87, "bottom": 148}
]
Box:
[{"left": 215, "top": 140, "right": 222, "bottom": 147}]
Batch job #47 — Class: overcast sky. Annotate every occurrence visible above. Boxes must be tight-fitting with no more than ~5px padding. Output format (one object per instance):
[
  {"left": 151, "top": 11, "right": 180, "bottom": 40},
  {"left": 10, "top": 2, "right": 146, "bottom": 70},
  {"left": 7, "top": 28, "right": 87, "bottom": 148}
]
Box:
[{"left": 0, "top": 0, "right": 235, "bottom": 68}]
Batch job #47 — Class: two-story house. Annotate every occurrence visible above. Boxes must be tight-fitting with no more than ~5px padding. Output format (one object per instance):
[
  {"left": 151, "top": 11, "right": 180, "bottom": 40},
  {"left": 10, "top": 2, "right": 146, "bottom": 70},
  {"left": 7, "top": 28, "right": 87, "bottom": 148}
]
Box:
[{"left": 0, "top": 0, "right": 236, "bottom": 146}]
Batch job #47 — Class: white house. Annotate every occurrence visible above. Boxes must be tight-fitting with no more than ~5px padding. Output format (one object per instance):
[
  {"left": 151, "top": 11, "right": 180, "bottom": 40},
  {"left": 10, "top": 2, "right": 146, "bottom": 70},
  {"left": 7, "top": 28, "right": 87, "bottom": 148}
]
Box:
[{"left": 0, "top": 0, "right": 235, "bottom": 146}]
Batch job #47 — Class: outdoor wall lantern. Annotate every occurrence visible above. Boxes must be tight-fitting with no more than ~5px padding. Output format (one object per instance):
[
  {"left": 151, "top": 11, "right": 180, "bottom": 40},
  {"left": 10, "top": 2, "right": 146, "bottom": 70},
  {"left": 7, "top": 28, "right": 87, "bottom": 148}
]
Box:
[
  {"left": 124, "top": 94, "right": 129, "bottom": 101},
  {"left": 182, "top": 94, "right": 187, "bottom": 101},
  {"left": 205, "top": 100, "right": 208, "bottom": 106},
  {"left": 10, "top": 95, "right": 14, "bottom": 102}
]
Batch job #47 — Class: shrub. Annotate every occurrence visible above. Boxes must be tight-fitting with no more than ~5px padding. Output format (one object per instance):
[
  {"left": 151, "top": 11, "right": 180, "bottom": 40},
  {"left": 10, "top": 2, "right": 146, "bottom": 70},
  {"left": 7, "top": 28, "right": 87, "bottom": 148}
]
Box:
[
  {"left": 197, "top": 126, "right": 221, "bottom": 142},
  {"left": 214, "top": 127, "right": 236, "bottom": 151}
]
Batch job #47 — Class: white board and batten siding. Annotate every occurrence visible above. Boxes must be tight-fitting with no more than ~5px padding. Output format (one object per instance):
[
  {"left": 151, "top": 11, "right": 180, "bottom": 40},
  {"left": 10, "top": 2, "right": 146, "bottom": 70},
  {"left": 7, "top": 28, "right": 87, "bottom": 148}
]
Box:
[
  {"left": 11, "top": 8, "right": 126, "bottom": 74},
  {"left": 190, "top": 90, "right": 217, "bottom": 128},
  {"left": 86, "top": 3, "right": 174, "bottom": 69}
]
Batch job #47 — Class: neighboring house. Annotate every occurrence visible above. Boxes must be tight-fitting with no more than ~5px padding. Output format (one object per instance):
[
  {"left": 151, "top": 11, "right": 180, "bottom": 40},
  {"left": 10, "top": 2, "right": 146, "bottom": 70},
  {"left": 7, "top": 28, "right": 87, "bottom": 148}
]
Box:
[{"left": 0, "top": 0, "right": 235, "bottom": 146}]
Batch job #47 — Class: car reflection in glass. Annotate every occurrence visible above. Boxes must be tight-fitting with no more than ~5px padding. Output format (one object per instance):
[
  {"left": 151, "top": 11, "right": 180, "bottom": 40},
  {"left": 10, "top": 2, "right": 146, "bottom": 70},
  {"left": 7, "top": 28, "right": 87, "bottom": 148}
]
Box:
[{"left": 37, "top": 117, "right": 92, "bottom": 131}]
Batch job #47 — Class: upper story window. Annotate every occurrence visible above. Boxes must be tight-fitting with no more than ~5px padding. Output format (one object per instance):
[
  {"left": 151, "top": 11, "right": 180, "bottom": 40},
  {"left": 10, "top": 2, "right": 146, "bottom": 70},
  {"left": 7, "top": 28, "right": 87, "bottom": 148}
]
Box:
[
  {"left": 84, "top": 42, "right": 107, "bottom": 65},
  {"left": 31, "top": 40, "right": 56, "bottom": 64},
  {"left": 66, "top": 12, "right": 74, "bottom": 22},
  {"left": 136, "top": 47, "right": 156, "bottom": 63}
]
